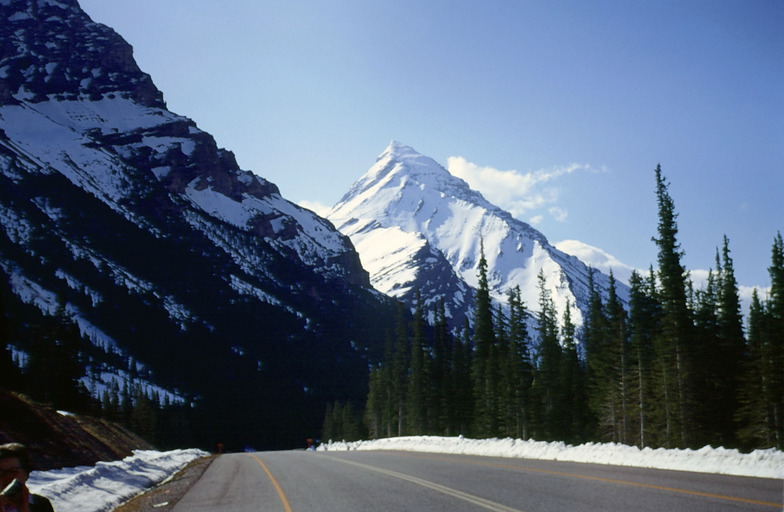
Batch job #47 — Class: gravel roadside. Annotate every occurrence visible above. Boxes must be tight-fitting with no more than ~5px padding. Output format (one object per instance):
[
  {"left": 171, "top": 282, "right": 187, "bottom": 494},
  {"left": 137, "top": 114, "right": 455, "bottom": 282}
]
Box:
[{"left": 112, "top": 454, "right": 217, "bottom": 512}]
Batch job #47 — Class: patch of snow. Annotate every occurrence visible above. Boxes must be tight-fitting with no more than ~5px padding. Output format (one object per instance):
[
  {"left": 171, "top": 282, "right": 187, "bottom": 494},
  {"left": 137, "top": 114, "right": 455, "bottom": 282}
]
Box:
[
  {"left": 81, "top": 367, "right": 185, "bottom": 406},
  {"left": 228, "top": 274, "right": 281, "bottom": 306},
  {"left": 26, "top": 449, "right": 207, "bottom": 512},
  {"left": 0, "top": 205, "right": 35, "bottom": 244},
  {"left": 150, "top": 165, "right": 170, "bottom": 180},
  {"left": 7, "top": 271, "right": 59, "bottom": 315},
  {"left": 8, "top": 12, "right": 32, "bottom": 22}
]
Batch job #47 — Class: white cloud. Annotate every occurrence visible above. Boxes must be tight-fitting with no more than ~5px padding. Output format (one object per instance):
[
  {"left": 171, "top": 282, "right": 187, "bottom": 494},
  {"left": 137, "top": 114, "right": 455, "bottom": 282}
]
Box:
[
  {"left": 556, "top": 240, "right": 764, "bottom": 315},
  {"left": 548, "top": 206, "right": 568, "bottom": 222},
  {"left": 297, "top": 199, "right": 331, "bottom": 218},
  {"left": 554, "top": 239, "right": 638, "bottom": 285},
  {"left": 446, "top": 157, "right": 595, "bottom": 222},
  {"left": 690, "top": 271, "right": 765, "bottom": 317}
]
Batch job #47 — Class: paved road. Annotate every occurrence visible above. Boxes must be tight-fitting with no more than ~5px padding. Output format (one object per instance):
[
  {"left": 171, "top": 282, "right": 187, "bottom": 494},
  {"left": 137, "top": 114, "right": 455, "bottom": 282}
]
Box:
[{"left": 172, "top": 450, "right": 783, "bottom": 512}]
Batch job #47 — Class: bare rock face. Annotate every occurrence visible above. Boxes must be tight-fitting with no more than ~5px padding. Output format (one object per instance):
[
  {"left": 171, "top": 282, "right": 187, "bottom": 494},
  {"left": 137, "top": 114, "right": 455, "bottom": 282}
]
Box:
[{"left": 0, "top": 0, "right": 164, "bottom": 107}]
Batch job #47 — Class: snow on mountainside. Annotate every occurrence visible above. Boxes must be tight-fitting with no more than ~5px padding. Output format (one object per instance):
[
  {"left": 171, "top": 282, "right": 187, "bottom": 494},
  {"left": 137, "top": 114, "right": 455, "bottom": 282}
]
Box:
[
  {"left": 0, "top": 15, "right": 360, "bottom": 283},
  {"left": 0, "top": 0, "right": 370, "bottom": 314},
  {"left": 328, "top": 141, "right": 629, "bottom": 328},
  {"left": 0, "top": 0, "right": 394, "bottom": 447}
]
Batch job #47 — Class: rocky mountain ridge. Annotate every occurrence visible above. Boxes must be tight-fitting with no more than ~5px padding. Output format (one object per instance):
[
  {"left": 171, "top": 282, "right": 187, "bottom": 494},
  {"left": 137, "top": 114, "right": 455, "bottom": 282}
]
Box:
[{"left": 0, "top": 0, "right": 394, "bottom": 449}]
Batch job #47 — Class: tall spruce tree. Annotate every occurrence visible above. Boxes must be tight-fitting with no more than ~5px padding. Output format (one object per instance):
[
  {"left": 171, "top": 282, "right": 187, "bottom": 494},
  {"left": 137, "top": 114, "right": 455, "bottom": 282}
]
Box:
[
  {"left": 582, "top": 268, "right": 607, "bottom": 440},
  {"left": 606, "top": 273, "right": 631, "bottom": 444},
  {"left": 759, "top": 232, "right": 784, "bottom": 448},
  {"left": 494, "top": 303, "right": 510, "bottom": 436},
  {"left": 365, "top": 364, "right": 385, "bottom": 439},
  {"left": 560, "top": 299, "right": 587, "bottom": 443},
  {"left": 472, "top": 240, "right": 496, "bottom": 437},
  {"left": 533, "top": 270, "right": 562, "bottom": 441},
  {"left": 432, "top": 299, "right": 453, "bottom": 435},
  {"left": 736, "top": 289, "right": 773, "bottom": 448},
  {"left": 769, "top": 232, "right": 784, "bottom": 447},
  {"left": 507, "top": 286, "right": 533, "bottom": 439},
  {"left": 692, "top": 267, "right": 721, "bottom": 445},
  {"left": 25, "top": 298, "right": 86, "bottom": 409},
  {"left": 0, "top": 270, "right": 20, "bottom": 390},
  {"left": 453, "top": 319, "right": 474, "bottom": 436},
  {"left": 714, "top": 236, "right": 745, "bottom": 445},
  {"left": 627, "top": 270, "right": 658, "bottom": 448},
  {"left": 406, "top": 292, "right": 428, "bottom": 435},
  {"left": 392, "top": 303, "right": 410, "bottom": 436},
  {"left": 651, "top": 165, "right": 694, "bottom": 447}
]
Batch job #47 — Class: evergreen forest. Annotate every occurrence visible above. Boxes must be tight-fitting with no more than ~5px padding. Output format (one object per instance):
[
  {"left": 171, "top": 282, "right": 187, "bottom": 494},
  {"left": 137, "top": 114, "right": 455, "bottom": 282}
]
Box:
[{"left": 326, "top": 166, "right": 784, "bottom": 452}]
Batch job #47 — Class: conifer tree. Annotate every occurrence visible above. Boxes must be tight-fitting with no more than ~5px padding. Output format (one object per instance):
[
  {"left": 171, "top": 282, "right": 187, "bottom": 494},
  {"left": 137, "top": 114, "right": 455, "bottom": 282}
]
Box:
[
  {"left": 532, "top": 270, "right": 562, "bottom": 441},
  {"left": 365, "top": 364, "right": 385, "bottom": 439},
  {"left": 768, "top": 232, "right": 784, "bottom": 447},
  {"left": 0, "top": 275, "right": 20, "bottom": 390},
  {"left": 452, "top": 319, "right": 474, "bottom": 436},
  {"left": 736, "top": 289, "right": 773, "bottom": 448},
  {"left": 406, "top": 293, "right": 428, "bottom": 435},
  {"left": 751, "top": 232, "right": 784, "bottom": 448},
  {"left": 627, "top": 270, "right": 658, "bottom": 448},
  {"left": 471, "top": 240, "right": 496, "bottom": 437},
  {"left": 322, "top": 402, "right": 335, "bottom": 441},
  {"left": 582, "top": 268, "right": 607, "bottom": 440},
  {"left": 494, "top": 302, "right": 510, "bottom": 435},
  {"left": 432, "top": 299, "right": 453, "bottom": 434},
  {"left": 391, "top": 303, "right": 410, "bottom": 436},
  {"left": 606, "top": 273, "right": 630, "bottom": 444},
  {"left": 507, "top": 286, "right": 533, "bottom": 439},
  {"left": 25, "top": 298, "right": 86, "bottom": 409},
  {"left": 692, "top": 267, "right": 720, "bottom": 445},
  {"left": 714, "top": 236, "right": 745, "bottom": 445},
  {"left": 379, "top": 333, "right": 396, "bottom": 438},
  {"left": 651, "top": 165, "right": 694, "bottom": 447},
  {"left": 560, "top": 299, "right": 587, "bottom": 443}
]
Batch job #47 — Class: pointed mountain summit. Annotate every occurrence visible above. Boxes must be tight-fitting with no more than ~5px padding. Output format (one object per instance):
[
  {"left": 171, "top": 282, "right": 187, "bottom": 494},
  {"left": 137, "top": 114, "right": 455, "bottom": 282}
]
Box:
[{"left": 328, "top": 142, "right": 627, "bottom": 328}]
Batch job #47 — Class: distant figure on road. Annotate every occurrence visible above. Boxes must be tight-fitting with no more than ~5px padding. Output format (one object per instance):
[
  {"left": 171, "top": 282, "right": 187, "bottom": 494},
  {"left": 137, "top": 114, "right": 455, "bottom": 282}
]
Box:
[{"left": 0, "top": 443, "right": 54, "bottom": 512}]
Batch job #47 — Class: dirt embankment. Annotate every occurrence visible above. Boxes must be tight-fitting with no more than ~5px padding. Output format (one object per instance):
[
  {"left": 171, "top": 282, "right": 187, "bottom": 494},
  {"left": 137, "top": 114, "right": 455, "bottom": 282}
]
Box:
[{"left": 0, "top": 390, "right": 153, "bottom": 471}]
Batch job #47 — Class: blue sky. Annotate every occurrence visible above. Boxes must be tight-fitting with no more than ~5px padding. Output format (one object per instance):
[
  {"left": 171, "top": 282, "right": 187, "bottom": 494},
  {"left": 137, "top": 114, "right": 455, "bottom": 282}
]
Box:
[{"left": 79, "top": 0, "right": 782, "bottom": 294}]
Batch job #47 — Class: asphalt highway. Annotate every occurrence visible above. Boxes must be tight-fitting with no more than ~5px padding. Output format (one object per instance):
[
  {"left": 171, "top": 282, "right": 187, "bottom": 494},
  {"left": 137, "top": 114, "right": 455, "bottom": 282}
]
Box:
[{"left": 171, "top": 450, "right": 783, "bottom": 512}]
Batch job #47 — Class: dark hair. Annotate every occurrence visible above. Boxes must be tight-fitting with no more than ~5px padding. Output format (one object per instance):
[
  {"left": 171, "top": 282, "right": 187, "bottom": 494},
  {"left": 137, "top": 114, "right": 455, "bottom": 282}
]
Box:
[{"left": 0, "top": 443, "right": 32, "bottom": 474}]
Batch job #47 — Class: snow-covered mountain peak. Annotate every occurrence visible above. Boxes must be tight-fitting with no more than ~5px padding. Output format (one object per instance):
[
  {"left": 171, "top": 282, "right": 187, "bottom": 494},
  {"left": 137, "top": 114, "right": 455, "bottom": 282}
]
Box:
[
  {"left": 329, "top": 142, "right": 629, "bottom": 329},
  {"left": 334, "top": 142, "right": 496, "bottom": 227}
]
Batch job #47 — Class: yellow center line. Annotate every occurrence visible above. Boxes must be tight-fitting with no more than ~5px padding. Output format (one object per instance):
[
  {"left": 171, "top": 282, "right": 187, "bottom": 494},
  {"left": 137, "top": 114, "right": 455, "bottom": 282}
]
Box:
[
  {"left": 251, "top": 454, "right": 293, "bottom": 512},
  {"left": 387, "top": 451, "right": 783, "bottom": 509}
]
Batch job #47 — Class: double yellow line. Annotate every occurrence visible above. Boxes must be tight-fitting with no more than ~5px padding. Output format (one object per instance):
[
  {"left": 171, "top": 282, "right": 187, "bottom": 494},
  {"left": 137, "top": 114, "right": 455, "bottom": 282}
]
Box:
[{"left": 251, "top": 454, "right": 293, "bottom": 512}]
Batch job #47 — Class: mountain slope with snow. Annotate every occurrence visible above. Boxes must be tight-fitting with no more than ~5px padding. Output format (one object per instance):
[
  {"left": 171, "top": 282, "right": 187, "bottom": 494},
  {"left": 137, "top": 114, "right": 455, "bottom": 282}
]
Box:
[
  {"left": 0, "top": 0, "right": 394, "bottom": 448},
  {"left": 328, "top": 141, "right": 629, "bottom": 328}
]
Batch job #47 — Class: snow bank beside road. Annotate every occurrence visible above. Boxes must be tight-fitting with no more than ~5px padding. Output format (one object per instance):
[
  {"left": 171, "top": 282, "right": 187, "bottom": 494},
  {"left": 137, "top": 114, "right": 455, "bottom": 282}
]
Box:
[
  {"left": 26, "top": 449, "right": 207, "bottom": 512},
  {"left": 319, "top": 436, "right": 784, "bottom": 479}
]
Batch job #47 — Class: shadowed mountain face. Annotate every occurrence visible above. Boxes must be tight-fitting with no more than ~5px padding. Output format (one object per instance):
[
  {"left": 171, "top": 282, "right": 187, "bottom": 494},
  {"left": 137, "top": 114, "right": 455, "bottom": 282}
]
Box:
[{"left": 0, "top": 0, "right": 396, "bottom": 449}]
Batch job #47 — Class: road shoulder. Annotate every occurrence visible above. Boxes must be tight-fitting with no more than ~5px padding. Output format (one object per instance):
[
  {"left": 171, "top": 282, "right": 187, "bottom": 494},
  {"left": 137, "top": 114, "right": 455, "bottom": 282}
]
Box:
[{"left": 113, "top": 454, "right": 217, "bottom": 511}]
